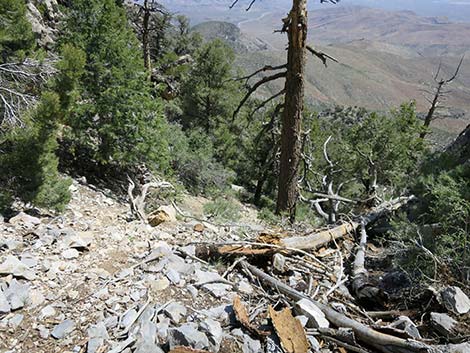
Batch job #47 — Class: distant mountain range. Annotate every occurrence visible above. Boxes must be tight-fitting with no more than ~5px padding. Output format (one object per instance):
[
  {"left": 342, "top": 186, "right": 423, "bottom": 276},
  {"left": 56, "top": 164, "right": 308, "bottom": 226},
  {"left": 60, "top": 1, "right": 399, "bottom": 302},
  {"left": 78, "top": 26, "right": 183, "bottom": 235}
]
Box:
[{"left": 179, "top": 3, "right": 470, "bottom": 139}]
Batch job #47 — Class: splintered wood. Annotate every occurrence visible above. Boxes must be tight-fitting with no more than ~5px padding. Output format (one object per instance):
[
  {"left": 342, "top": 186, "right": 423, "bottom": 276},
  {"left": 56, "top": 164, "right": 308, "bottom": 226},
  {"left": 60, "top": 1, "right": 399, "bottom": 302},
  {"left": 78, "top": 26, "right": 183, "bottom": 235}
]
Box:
[
  {"left": 269, "top": 306, "right": 310, "bottom": 353},
  {"left": 233, "top": 295, "right": 270, "bottom": 337}
]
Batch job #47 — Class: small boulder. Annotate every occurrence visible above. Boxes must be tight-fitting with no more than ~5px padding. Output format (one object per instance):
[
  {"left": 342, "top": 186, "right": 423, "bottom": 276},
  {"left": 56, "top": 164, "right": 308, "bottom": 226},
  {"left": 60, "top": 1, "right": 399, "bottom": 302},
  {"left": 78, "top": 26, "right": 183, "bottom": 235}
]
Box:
[
  {"left": 52, "top": 319, "right": 76, "bottom": 339},
  {"left": 9, "top": 212, "right": 41, "bottom": 227},
  {"left": 440, "top": 286, "right": 470, "bottom": 315},
  {"left": 272, "top": 254, "right": 286, "bottom": 273},
  {"left": 430, "top": 312, "right": 457, "bottom": 337},
  {"left": 4, "top": 279, "right": 30, "bottom": 310},
  {"left": 295, "top": 299, "right": 329, "bottom": 328},
  {"left": 164, "top": 302, "right": 187, "bottom": 324},
  {"left": 148, "top": 205, "right": 177, "bottom": 227},
  {"left": 193, "top": 223, "right": 205, "bottom": 232},
  {"left": 0, "top": 255, "right": 36, "bottom": 280},
  {"left": 168, "top": 323, "right": 210, "bottom": 351}
]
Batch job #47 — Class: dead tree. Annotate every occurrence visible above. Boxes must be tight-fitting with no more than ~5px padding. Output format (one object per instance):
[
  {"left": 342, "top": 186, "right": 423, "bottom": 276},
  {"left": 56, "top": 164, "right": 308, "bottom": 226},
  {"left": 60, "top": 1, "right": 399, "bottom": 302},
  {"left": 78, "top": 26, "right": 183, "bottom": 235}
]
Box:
[
  {"left": 231, "top": 0, "right": 339, "bottom": 221},
  {"left": 300, "top": 135, "right": 354, "bottom": 224},
  {"left": 130, "top": 0, "right": 168, "bottom": 75},
  {"left": 420, "top": 56, "right": 465, "bottom": 139},
  {"left": 0, "top": 58, "right": 57, "bottom": 132}
]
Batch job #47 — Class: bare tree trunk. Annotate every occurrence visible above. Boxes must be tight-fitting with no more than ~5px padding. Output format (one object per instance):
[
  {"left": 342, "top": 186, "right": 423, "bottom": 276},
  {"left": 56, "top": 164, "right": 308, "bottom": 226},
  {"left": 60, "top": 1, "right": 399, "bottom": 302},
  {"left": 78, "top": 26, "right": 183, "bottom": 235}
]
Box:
[
  {"left": 420, "top": 82, "right": 443, "bottom": 139},
  {"left": 276, "top": 0, "right": 308, "bottom": 220},
  {"left": 142, "top": 0, "right": 151, "bottom": 76}
]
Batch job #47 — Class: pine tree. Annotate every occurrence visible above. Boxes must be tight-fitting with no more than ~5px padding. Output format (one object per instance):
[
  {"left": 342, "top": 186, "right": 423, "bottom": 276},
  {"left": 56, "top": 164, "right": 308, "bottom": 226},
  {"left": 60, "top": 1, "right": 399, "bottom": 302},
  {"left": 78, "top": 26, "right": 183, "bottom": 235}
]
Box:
[
  {"left": 62, "top": 0, "right": 170, "bottom": 170},
  {"left": 0, "top": 0, "right": 35, "bottom": 61}
]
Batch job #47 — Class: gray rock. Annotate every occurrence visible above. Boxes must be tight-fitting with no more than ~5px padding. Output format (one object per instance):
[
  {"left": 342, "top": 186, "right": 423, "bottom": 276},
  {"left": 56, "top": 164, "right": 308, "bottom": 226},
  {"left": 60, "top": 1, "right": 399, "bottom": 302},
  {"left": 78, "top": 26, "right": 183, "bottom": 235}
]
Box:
[
  {"left": 430, "top": 312, "right": 457, "bottom": 336},
  {"left": 52, "top": 319, "right": 76, "bottom": 339},
  {"left": 134, "top": 320, "right": 160, "bottom": 353},
  {"left": 40, "top": 305, "right": 56, "bottom": 319},
  {"left": 8, "top": 314, "right": 24, "bottom": 329},
  {"left": 203, "top": 283, "right": 232, "bottom": 298},
  {"left": 200, "top": 318, "right": 223, "bottom": 352},
  {"left": 165, "top": 269, "right": 181, "bottom": 284},
  {"left": 38, "top": 325, "right": 50, "bottom": 339},
  {"left": 168, "top": 323, "right": 210, "bottom": 351},
  {"left": 242, "top": 333, "right": 261, "bottom": 353},
  {"left": 164, "top": 302, "right": 187, "bottom": 323},
  {"left": 202, "top": 304, "right": 234, "bottom": 326},
  {"left": 87, "top": 322, "right": 109, "bottom": 353},
  {"left": 9, "top": 212, "right": 41, "bottom": 226},
  {"left": 4, "top": 279, "right": 30, "bottom": 310},
  {"left": 391, "top": 316, "right": 421, "bottom": 339},
  {"left": 187, "top": 285, "right": 198, "bottom": 299},
  {"left": 20, "top": 254, "right": 38, "bottom": 268},
  {"left": 273, "top": 254, "right": 286, "bottom": 273},
  {"left": 62, "top": 248, "right": 80, "bottom": 259},
  {"left": 237, "top": 280, "right": 254, "bottom": 295},
  {"left": 440, "top": 286, "right": 470, "bottom": 315},
  {"left": 121, "top": 309, "right": 138, "bottom": 328},
  {"left": 0, "top": 255, "right": 36, "bottom": 280},
  {"left": 0, "top": 290, "right": 11, "bottom": 314},
  {"left": 295, "top": 299, "right": 329, "bottom": 328},
  {"left": 446, "top": 342, "right": 470, "bottom": 353},
  {"left": 295, "top": 315, "right": 309, "bottom": 328}
]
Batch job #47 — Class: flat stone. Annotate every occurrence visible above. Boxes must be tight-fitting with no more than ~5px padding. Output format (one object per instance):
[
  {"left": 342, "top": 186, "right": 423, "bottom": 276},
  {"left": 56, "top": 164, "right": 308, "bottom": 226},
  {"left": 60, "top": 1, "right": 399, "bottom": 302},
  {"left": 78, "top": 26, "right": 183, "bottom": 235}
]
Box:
[
  {"left": 165, "top": 269, "right": 181, "bottom": 284},
  {"left": 8, "top": 314, "right": 24, "bottom": 329},
  {"left": 52, "top": 319, "right": 76, "bottom": 339},
  {"left": 164, "top": 302, "right": 187, "bottom": 324},
  {"left": 0, "top": 255, "right": 36, "bottom": 280},
  {"left": 391, "top": 316, "right": 421, "bottom": 339},
  {"left": 40, "top": 305, "right": 56, "bottom": 318},
  {"left": 121, "top": 309, "right": 138, "bottom": 328},
  {"left": 4, "top": 279, "right": 30, "bottom": 310},
  {"left": 20, "top": 254, "right": 38, "bottom": 268},
  {"left": 295, "top": 315, "right": 309, "bottom": 328},
  {"left": 200, "top": 318, "right": 223, "bottom": 352},
  {"left": 9, "top": 212, "right": 41, "bottom": 226},
  {"left": 0, "top": 290, "right": 11, "bottom": 314},
  {"left": 446, "top": 342, "right": 470, "bottom": 353},
  {"left": 440, "top": 286, "right": 470, "bottom": 315},
  {"left": 87, "top": 322, "right": 109, "bottom": 353},
  {"left": 295, "top": 299, "right": 329, "bottom": 328},
  {"left": 169, "top": 324, "right": 210, "bottom": 351},
  {"left": 149, "top": 278, "right": 169, "bottom": 292},
  {"left": 430, "top": 312, "right": 457, "bottom": 336},
  {"left": 62, "top": 249, "right": 80, "bottom": 259},
  {"left": 203, "top": 283, "right": 231, "bottom": 298},
  {"left": 242, "top": 333, "right": 262, "bottom": 353}
]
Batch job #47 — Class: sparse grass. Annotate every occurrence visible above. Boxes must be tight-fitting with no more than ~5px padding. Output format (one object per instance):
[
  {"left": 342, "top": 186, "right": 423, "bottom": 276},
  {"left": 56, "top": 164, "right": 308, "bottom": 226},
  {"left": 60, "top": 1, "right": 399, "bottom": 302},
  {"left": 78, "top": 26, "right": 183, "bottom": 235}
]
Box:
[{"left": 203, "top": 196, "right": 241, "bottom": 222}]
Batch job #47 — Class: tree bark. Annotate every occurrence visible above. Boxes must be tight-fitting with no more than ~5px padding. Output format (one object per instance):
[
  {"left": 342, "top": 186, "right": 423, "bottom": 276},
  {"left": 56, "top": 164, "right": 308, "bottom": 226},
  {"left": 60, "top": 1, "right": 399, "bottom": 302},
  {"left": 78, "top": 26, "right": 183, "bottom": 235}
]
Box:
[
  {"left": 276, "top": 0, "right": 308, "bottom": 220},
  {"left": 142, "top": 0, "right": 152, "bottom": 76},
  {"left": 420, "top": 82, "right": 443, "bottom": 139}
]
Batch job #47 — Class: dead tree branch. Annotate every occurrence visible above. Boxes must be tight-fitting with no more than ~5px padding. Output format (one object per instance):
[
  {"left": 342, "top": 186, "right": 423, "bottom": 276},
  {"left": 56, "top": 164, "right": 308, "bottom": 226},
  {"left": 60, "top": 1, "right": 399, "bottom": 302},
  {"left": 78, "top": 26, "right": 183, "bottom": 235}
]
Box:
[
  {"left": 127, "top": 176, "right": 174, "bottom": 222},
  {"left": 307, "top": 45, "right": 339, "bottom": 67},
  {"left": 233, "top": 71, "right": 286, "bottom": 119}
]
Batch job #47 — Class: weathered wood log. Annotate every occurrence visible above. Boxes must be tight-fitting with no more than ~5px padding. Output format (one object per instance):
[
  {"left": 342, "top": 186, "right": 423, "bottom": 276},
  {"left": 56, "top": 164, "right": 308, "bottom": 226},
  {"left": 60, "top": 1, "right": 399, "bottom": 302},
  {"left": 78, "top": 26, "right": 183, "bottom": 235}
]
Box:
[
  {"left": 281, "top": 196, "right": 414, "bottom": 250},
  {"left": 351, "top": 222, "right": 382, "bottom": 305},
  {"left": 240, "top": 260, "right": 433, "bottom": 353}
]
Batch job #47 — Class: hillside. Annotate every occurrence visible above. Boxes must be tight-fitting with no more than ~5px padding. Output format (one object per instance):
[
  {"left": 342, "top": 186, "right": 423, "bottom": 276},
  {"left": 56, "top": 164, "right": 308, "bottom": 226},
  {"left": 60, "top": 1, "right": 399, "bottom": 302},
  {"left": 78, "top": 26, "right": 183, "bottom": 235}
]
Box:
[{"left": 192, "top": 6, "right": 470, "bottom": 137}]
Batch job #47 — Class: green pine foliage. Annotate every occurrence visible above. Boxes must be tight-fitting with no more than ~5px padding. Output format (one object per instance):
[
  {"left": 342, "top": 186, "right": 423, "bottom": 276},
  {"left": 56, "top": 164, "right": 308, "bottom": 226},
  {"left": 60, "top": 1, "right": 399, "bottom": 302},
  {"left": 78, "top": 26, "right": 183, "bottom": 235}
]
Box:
[
  {"left": 61, "top": 0, "right": 170, "bottom": 170},
  {"left": 0, "top": 0, "right": 35, "bottom": 61}
]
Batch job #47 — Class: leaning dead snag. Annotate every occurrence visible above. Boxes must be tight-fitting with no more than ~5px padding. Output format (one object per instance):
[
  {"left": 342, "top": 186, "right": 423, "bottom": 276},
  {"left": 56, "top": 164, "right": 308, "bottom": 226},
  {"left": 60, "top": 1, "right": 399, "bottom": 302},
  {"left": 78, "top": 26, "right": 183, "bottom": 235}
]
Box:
[
  {"left": 420, "top": 56, "right": 465, "bottom": 139},
  {"left": 240, "top": 261, "right": 434, "bottom": 353}
]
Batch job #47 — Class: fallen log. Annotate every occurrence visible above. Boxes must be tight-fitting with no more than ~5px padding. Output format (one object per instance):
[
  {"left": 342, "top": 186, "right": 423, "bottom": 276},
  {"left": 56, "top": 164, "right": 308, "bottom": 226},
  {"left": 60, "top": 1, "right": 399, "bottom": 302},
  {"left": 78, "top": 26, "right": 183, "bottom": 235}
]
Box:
[
  {"left": 351, "top": 222, "right": 383, "bottom": 305},
  {"left": 281, "top": 196, "right": 414, "bottom": 250},
  {"left": 239, "top": 260, "right": 434, "bottom": 353},
  {"left": 194, "top": 196, "right": 414, "bottom": 258}
]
